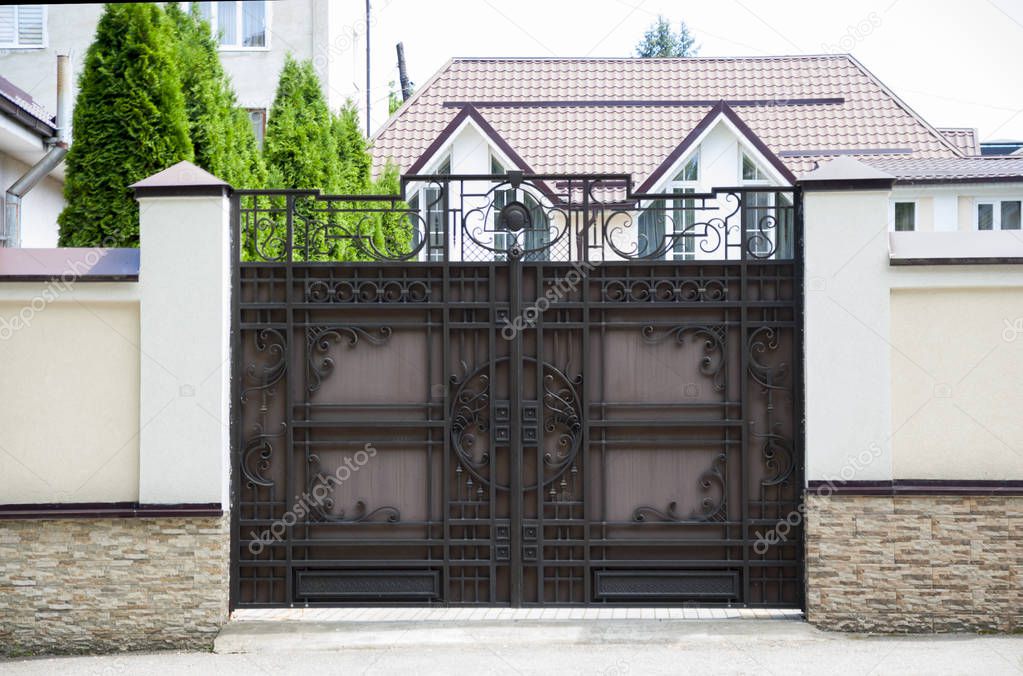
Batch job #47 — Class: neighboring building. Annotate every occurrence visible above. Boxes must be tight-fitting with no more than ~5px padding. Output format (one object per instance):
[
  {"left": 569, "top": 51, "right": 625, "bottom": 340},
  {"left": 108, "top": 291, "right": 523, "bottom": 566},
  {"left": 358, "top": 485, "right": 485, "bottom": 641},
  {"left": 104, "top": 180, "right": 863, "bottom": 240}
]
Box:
[
  {"left": 372, "top": 55, "right": 1023, "bottom": 261},
  {"left": 0, "top": 75, "right": 63, "bottom": 247},
  {"left": 0, "top": 2, "right": 366, "bottom": 140},
  {"left": 0, "top": 1, "right": 368, "bottom": 246},
  {"left": 981, "top": 139, "right": 1023, "bottom": 156}
]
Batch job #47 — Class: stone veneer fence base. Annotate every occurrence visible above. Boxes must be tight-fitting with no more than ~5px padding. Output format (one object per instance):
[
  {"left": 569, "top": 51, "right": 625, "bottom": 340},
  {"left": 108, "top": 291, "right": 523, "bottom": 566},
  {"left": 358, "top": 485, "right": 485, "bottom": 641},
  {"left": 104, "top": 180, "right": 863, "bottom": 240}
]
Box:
[
  {"left": 805, "top": 493, "right": 1022, "bottom": 633},
  {"left": 0, "top": 515, "right": 229, "bottom": 655}
]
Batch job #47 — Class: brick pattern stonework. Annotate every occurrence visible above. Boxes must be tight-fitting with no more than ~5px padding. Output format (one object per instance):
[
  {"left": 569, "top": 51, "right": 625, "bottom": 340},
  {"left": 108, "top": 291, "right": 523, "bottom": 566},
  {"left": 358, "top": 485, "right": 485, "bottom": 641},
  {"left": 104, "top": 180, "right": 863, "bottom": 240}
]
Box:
[
  {"left": 0, "top": 516, "right": 229, "bottom": 655},
  {"left": 805, "top": 494, "right": 1022, "bottom": 633}
]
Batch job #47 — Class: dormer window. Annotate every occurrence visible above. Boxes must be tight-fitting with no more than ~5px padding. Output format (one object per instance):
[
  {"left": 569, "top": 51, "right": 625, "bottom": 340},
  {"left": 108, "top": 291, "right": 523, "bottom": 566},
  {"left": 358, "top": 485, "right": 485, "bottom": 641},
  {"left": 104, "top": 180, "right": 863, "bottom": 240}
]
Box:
[
  {"left": 741, "top": 153, "right": 767, "bottom": 182},
  {"left": 740, "top": 152, "right": 791, "bottom": 258},
  {"left": 639, "top": 151, "right": 700, "bottom": 260},
  {"left": 409, "top": 154, "right": 450, "bottom": 261}
]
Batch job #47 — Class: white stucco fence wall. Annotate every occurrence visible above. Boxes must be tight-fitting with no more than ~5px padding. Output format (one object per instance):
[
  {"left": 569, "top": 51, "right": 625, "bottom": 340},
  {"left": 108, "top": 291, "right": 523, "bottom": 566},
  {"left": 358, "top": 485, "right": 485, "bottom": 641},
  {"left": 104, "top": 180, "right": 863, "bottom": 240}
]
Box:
[
  {"left": 804, "top": 187, "right": 1023, "bottom": 483},
  {"left": 0, "top": 163, "right": 233, "bottom": 508}
]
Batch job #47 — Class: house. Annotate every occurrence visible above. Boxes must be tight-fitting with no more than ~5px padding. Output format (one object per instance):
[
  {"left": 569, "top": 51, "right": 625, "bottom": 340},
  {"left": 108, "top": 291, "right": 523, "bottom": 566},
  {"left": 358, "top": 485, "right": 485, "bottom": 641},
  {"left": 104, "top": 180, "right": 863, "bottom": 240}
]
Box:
[
  {"left": 372, "top": 55, "right": 1023, "bottom": 262},
  {"left": 0, "top": 74, "right": 64, "bottom": 247},
  {"left": 0, "top": 1, "right": 368, "bottom": 246}
]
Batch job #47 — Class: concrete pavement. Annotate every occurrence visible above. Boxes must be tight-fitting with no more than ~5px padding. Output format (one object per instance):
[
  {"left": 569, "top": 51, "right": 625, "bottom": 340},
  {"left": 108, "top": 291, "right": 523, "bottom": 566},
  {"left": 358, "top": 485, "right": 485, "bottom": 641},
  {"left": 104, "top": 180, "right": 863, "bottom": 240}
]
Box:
[{"left": 1, "top": 617, "right": 1021, "bottom": 675}]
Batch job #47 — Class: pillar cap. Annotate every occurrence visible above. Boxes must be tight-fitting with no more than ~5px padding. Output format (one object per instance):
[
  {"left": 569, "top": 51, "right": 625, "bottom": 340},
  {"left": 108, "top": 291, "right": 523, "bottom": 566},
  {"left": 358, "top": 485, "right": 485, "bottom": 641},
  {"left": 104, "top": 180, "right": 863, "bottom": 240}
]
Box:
[{"left": 131, "top": 160, "right": 232, "bottom": 198}]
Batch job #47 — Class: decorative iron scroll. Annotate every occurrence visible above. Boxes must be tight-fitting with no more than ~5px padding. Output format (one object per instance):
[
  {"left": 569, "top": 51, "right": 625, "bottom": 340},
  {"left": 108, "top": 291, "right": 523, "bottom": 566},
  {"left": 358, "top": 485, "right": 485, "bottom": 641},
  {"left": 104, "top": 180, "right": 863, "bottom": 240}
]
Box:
[
  {"left": 748, "top": 327, "right": 795, "bottom": 487},
  {"left": 239, "top": 328, "right": 287, "bottom": 489},
  {"left": 632, "top": 453, "right": 727, "bottom": 523},
  {"left": 306, "top": 325, "right": 392, "bottom": 393},
  {"left": 305, "top": 278, "right": 430, "bottom": 303},
  {"left": 235, "top": 177, "right": 797, "bottom": 264},
  {"left": 641, "top": 324, "right": 727, "bottom": 392},
  {"left": 450, "top": 357, "right": 582, "bottom": 492},
  {"left": 603, "top": 277, "right": 728, "bottom": 303},
  {"left": 306, "top": 454, "right": 401, "bottom": 523}
]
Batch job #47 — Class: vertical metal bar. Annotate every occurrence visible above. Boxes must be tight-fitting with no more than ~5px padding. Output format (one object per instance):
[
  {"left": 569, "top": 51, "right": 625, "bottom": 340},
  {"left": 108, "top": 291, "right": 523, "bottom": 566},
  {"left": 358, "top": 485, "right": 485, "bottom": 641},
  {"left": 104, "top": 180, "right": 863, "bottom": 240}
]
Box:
[
  {"left": 284, "top": 195, "right": 295, "bottom": 605},
  {"left": 509, "top": 251, "right": 523, "bottom": 605},
  {"left": 229, "top": 192, "right": 241, "bottom": 611},
  {"left": 793, "top": 188, "right": 806, "bottom": 610},
  {"left": 739, "top": 191, "right": 750, "bottom": 605},
  {"left": 581, "top": 185, "right": 592, "bottom": 603}
]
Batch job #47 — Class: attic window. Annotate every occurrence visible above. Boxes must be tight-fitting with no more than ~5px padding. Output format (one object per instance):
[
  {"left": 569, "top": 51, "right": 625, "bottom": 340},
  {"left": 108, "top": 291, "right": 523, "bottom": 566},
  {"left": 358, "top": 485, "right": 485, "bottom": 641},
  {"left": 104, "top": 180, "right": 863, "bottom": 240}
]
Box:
[
  {"left": 491, "top": 154, "right": 505, "bottom": 174},
  {"left": 0, "top": 5, "right": 45, "bottom": 48},
  {"left": 741, "top": 153, "right": 767, "bottom": 182},
  {"left": 673, "top": 153, "right": 699, "bottom": 182}
]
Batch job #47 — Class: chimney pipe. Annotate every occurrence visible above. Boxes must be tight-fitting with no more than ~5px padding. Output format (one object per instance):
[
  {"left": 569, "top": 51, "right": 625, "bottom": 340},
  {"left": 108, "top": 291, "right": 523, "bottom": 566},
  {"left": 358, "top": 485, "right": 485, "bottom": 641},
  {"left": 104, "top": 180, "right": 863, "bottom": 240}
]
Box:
[
  {"left": 396, "top": 42, "right": 411, "bottom": 101},
  {"left": 2, "top": 54, "right": 71, "bottom": 247}
]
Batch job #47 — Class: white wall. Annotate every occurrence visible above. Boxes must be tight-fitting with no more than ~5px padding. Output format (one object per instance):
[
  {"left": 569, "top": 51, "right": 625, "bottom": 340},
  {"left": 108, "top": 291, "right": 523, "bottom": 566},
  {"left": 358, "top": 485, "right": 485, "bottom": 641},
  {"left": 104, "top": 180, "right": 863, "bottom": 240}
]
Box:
[
  {"left": 137, "top": 193, "right": 231, "bottom": 505},
  {"left": 804, "top": 187, "right": 1023, "bottom": 482},
  {"left": 0, "top": 152, "right": 63, "bottom": 247},
  {"left": 0, "top": 283, "right": 140, "bottom": 503}
]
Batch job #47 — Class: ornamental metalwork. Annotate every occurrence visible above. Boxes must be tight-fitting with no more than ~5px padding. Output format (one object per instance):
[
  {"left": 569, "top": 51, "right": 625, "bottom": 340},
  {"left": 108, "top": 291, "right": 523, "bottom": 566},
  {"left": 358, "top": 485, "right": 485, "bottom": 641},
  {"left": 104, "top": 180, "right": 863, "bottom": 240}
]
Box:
[{"left": 233, "top": 172, "right": 803, "bottom": 608}]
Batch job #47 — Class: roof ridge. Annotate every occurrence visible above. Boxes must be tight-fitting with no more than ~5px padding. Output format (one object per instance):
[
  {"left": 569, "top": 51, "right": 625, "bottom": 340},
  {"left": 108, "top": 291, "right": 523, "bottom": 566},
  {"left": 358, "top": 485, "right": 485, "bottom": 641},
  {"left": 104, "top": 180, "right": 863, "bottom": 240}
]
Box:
[
  {"left": 843, "top": 54, "right": 965, "bottom": 159},
  {"left": 449, "top": 54, "right": 854, "bottom": 62}
]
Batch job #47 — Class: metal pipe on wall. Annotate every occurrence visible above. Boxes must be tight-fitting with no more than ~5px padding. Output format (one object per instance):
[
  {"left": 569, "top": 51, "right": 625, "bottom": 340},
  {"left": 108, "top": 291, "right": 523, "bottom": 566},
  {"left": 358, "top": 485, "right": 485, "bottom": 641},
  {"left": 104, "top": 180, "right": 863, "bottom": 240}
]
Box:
[{"left": 2, "top": 54, "right": 70, "bottom": 248}]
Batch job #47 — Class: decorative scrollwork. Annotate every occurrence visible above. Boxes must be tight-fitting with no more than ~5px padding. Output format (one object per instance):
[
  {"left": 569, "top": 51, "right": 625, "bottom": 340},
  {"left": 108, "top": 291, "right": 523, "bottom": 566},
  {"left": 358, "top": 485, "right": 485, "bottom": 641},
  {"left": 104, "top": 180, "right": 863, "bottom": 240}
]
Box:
[
  {"left": 747, "top": 326, "right": 795, "bottom": 487},
  {"left": 632, "top": 453, "right": 727, "bottom": 523},
  {"left": 306, "top": 454, "right": 400, "bottom": 523},
  {"left": 306, "top": 325, "right": 392, "bottom": 392},
  {"left": 641, "top": 324, "right": 727, "bottom": 392},
  {"left": 305, "top": 278, "right": 430, "bottom": 303},
  {"left": 449, "top": 357, "right": 583, "bottom": 492},
  {"left": 239, "top": 328, "right": 288, "bottom": 491}
]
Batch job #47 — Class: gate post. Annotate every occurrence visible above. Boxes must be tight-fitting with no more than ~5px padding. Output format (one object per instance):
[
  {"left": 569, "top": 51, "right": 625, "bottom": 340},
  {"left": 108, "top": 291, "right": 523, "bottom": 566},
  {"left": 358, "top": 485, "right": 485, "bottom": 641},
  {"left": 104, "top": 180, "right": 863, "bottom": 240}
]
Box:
[{"left": 132, "top": 161, "right": 233, "bottom": 506}]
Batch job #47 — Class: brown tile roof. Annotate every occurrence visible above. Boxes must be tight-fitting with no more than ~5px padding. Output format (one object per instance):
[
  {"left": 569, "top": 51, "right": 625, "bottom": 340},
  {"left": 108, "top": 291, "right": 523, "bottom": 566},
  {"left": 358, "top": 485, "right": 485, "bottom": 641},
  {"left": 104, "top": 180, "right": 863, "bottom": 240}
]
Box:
[
  {"left": 372, "top": 55, "right": 965, "bottom": 185},
  {"left": 0, "top": 74, "right": 55, "bottom": 138},
  {"left": 862, "top": 156, "right": 1023, "bottom": 183},
  {"left": 937, "top": 127, "right": 980, "bottom": 156}
]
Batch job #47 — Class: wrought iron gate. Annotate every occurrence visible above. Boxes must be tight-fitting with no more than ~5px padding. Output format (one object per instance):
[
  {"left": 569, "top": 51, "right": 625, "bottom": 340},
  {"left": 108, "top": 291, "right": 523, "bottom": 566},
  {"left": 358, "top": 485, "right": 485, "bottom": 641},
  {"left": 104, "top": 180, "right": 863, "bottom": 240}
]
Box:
[{"left": 232, "top": 173, "right": 803, "bottom": 607}]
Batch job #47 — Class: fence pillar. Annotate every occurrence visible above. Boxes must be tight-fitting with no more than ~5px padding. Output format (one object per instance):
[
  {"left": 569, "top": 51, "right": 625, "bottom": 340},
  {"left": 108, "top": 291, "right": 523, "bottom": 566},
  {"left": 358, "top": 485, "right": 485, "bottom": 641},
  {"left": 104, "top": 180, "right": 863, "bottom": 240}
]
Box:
[{"left": 133, "top": 161, "right": 232, "bottom": 506}]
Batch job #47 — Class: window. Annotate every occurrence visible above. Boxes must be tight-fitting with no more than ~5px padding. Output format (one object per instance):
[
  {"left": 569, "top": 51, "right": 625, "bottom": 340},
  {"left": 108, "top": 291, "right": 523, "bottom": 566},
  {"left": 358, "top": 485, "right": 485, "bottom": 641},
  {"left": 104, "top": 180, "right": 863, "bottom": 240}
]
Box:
[
  {"left": 742, "top": 153, "right": 767, "bottom": 181},
  {"left": 247, "top": 108, "right": 266, "bottom": 149},
  {"left": 198, "top": 1, "right": 268, "bottom": 49},
  {"left": 976, "top": 199, "right": 1022, "bottom": 230},
  {"left": 0, "top": 6, "right": 45, "bottom": 48},
  {"left": 894, "top": 202, "right": 916, "bottom": 232},
  {"left": 410, "top": 156, "right": 450, "bottom": 261},
  {"left": 740, "top": 153, "right": 776, "bottom": 256},
  {"left": 637, "top": 152, "right": 699, "bottom": 260}
]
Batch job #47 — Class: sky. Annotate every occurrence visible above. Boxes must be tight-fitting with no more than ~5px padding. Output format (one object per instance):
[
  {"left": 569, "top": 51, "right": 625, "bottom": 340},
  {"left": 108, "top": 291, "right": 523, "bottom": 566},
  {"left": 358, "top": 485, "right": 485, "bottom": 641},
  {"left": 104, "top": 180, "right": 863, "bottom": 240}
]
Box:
[{"left": 361, "top": 0, "right": 1023, "bottom": 142}]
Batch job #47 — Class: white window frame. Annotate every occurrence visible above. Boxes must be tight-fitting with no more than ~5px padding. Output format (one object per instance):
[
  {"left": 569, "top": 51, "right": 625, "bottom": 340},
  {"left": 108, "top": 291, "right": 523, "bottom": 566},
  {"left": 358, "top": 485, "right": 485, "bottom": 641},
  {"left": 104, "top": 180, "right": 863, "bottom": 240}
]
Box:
[
  {"left": 193, "top": 1, "right": 271, "bottom": 51},
  {"left": 740, "top": 152, "right": 775, "bottom": 257},
  {"left": 0, "top": 5, "right": 47, "bottom": 49},
  {"left": 409, "top": 155, "right": 450, "bottom": 262},
  {"left": 667, "top": 150, "right": 700, "bottom": 261},
  {"left": 975, "top": 197, "right": 1023, "bottom": 231}
]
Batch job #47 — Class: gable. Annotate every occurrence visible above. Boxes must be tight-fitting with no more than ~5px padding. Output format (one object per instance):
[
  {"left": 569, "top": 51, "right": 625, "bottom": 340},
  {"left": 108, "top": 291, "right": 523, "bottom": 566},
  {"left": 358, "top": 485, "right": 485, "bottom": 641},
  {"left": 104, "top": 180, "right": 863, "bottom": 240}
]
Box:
[{"left": 372, "top": 55, "right": 964, "bottom": 184}]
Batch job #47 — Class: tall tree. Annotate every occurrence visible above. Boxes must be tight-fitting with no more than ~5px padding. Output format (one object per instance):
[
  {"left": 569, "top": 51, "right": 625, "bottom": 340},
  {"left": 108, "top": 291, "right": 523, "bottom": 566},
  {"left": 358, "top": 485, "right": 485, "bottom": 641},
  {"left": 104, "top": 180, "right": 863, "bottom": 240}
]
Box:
[
  {"left": 165, "top": 3, "right": 265, "bottom": 189},
  {"left": 264, "top": 56, "right": 341, "bottom": 193},
  {"left": 58, "top": 3, "right": 192, "bottom": 247},
  {"left": 371, "top": 159, "right": 413, "bottom": 258},
  {"left": 332, "top": 100, "right": 371, "bottom": 195},
  {"left": 634, "top": 16, "right": 698, "bottom": 58}
]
